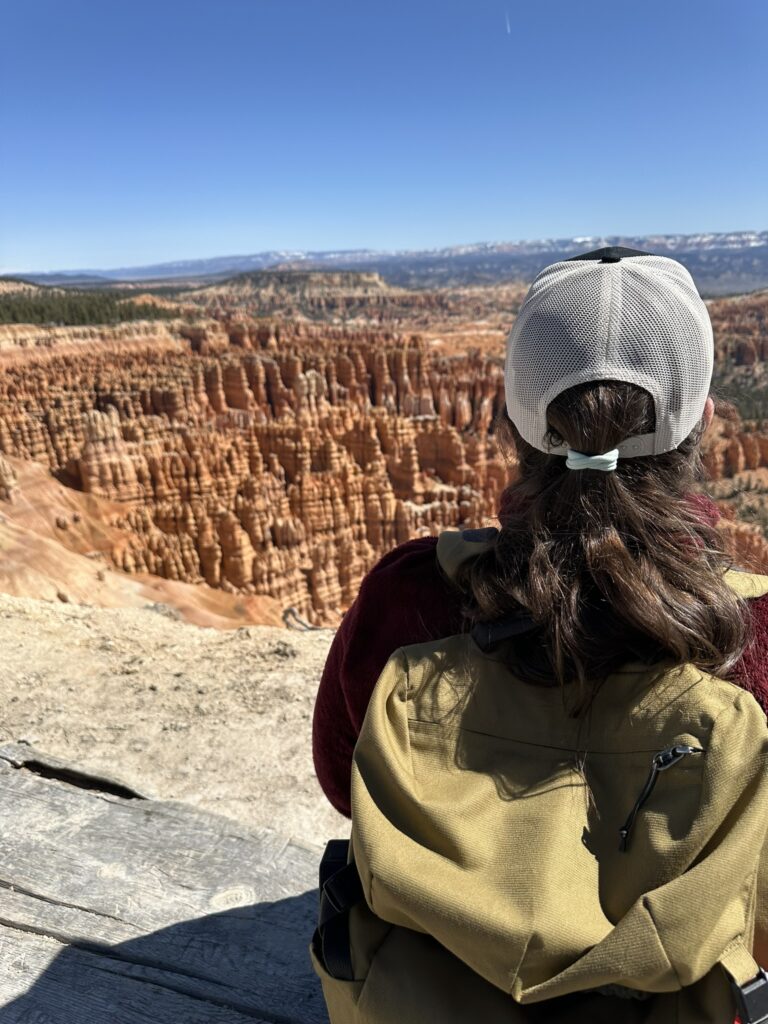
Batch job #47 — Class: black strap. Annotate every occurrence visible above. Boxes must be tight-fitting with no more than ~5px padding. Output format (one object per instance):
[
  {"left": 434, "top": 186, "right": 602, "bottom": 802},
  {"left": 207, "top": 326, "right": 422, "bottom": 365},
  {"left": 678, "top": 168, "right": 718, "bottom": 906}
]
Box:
[
  {"left": 319, "top": 910, "right": 356, "bottom": 981},
  {"left": 322, "top": 861, "right": 364, "bottom": 917},
  {"left": 460, "top": 526, "right": 499, "bottom": 544},
  {"left": 313, "top": 840, "right": 365, "bottom": 982},
  {"left": 471, "top": 611, "right": 539, "bottom": 652}
]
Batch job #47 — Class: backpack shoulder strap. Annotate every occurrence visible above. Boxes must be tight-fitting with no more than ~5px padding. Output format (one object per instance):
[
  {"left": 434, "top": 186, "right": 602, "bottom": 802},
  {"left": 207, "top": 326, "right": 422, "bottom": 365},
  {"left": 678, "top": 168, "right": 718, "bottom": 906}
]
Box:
[
  {"left": 723, "top": 568, "right": 768, "bottom": 600},
  {"left": 436, "top": 528, "right": 498, "bottom": 584}
]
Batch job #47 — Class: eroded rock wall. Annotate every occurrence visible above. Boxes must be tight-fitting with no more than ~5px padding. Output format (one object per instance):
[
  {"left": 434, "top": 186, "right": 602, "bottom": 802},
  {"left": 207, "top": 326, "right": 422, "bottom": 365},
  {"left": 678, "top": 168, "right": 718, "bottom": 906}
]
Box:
[{"left": 0, "top": 323, "right": 509, "bottom": 622}]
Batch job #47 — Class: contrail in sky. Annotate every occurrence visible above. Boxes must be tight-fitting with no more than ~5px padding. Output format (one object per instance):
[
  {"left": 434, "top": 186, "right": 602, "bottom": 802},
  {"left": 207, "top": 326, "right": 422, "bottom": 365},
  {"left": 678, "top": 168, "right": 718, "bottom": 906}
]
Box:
[{"left": 505, "top": 9, "right": 511, "bottom": 34}]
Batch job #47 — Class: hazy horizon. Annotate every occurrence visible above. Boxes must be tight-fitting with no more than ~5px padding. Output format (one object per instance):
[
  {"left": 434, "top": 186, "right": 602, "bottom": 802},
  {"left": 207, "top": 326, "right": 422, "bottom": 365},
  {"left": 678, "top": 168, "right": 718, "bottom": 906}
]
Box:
[{"left": 5, "top": 226, "right": 768, "bottom": 279}]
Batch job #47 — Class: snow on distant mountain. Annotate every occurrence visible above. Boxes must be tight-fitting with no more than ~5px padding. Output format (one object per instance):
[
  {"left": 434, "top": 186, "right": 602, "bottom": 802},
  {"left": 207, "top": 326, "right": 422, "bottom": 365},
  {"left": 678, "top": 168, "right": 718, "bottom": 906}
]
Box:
[{"left": 9, "top": 230, "right": 768, "bottom": 296}]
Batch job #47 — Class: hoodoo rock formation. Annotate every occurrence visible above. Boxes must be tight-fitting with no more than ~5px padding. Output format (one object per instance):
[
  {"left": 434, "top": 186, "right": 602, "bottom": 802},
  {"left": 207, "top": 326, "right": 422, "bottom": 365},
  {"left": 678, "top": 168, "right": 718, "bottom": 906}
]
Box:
[
  {"left": 0, "top": 322, "right": 511, "bottom": 622},
  {"left": 709, "top": 291, "right": 768, "bottom": 368},
  {"left": 2, "top": 288, "right": 768, "bottom": 624}
]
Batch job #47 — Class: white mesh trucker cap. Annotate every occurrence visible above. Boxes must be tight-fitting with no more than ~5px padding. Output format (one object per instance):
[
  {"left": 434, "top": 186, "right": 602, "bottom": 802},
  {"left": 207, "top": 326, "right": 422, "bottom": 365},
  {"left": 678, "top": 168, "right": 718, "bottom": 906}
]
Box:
[{"left": 504, "top": 246, "right": 714, "bottom": 458}]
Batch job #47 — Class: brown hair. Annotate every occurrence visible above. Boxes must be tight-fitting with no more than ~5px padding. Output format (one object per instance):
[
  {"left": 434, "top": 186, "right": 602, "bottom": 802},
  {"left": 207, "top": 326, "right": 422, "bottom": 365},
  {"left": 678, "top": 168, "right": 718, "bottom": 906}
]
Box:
[{"left": 459, "top": 380, "right": 749, "bottom": 714}]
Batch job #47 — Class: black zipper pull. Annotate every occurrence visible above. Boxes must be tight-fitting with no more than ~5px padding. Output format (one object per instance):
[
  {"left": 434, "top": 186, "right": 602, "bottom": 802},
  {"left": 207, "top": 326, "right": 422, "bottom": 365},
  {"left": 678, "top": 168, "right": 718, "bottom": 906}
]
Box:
[{"left": 618, "top": 744, "right": 703, "bottom": 852}]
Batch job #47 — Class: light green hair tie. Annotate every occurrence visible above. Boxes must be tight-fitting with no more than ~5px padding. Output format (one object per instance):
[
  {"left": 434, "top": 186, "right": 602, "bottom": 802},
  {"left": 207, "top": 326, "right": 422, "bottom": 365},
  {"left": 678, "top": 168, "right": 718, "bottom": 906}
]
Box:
[{"left": 565, "top": 448, "right": 620, "bottom": 472}]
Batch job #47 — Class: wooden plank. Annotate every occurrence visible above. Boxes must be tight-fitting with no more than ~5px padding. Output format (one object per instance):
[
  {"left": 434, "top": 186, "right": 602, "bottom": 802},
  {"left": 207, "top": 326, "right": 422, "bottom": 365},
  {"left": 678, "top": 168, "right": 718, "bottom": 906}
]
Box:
[
  {"left": 0, "top": 742, "right": 150, "bottom": 799},
  {"left": 0, "top": 745, "right": 331, "bottom": 1023}
]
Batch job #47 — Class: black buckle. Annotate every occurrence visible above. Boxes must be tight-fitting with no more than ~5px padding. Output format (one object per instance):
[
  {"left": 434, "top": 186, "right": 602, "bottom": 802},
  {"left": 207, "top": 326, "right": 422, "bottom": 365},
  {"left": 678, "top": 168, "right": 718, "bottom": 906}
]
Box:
[
  {"left": 323, "top": 862, "right": 364, "bottom": 915},
  {"left": 733, "top": 969, "right": 768, "bottom": 1024}
]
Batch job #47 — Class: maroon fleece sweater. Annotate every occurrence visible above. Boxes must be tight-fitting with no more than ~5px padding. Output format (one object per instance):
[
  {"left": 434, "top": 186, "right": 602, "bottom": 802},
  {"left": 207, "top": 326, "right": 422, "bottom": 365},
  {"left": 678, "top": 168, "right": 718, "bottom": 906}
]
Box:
[{"left": 312, "top": 509, "right": 768, "bottom": 819}]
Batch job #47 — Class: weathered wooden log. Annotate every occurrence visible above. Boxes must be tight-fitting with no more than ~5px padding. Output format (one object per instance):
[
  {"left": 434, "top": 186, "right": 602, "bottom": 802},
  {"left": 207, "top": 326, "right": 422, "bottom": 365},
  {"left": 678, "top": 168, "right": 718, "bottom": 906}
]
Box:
[{"left": 0, "top": 743, "right": 329, "bottom": 1023}]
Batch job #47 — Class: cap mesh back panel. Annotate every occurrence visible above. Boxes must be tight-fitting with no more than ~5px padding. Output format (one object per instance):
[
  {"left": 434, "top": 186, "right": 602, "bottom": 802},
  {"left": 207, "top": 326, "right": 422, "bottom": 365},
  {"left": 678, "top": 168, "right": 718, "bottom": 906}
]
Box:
[{"left": 504, "top": 255, "right": 713, "bottom": 456}]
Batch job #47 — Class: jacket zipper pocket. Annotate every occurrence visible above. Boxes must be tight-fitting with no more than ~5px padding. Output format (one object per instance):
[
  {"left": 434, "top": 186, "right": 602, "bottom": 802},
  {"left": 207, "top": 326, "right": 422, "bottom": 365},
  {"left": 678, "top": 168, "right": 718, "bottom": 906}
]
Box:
[{"left": 618, "top": 744, "right": 704, "bottom": 852}]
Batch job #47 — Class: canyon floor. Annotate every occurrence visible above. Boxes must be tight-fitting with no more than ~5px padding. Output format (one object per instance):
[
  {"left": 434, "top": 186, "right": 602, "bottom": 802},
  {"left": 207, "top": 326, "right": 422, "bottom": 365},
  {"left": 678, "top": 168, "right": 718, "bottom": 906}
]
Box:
[{"left": 0, "top": 590, "right": 347, "bottom": 848}]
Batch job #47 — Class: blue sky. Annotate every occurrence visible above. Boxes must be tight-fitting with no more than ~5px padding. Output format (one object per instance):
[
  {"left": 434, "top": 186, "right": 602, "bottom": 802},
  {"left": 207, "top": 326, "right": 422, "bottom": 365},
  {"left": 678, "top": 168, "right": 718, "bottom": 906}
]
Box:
[{"left": 2, "top": 0, "right": 766, "bottom": 272}]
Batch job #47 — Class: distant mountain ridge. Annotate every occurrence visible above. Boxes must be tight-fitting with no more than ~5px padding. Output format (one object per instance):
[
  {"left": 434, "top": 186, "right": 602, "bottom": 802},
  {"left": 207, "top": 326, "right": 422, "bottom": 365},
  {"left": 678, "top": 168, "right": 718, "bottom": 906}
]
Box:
[{"left": 10, "top": 229, "right": 768, "bottom": 296}]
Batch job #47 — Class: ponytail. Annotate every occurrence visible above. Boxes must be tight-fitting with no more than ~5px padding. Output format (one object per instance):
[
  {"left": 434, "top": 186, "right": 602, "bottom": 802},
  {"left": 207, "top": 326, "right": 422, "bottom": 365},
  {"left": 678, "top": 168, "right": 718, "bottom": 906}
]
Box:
[{"left": 459, "top": 381, "right": 748, "bottom": 714}]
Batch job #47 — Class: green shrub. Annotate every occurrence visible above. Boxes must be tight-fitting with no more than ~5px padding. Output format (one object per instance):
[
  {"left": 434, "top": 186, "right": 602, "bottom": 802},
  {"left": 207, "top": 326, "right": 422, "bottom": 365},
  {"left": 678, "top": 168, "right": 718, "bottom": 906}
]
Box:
[{"left": 0, "top": 289, "right": 178, "bottom": 326}]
